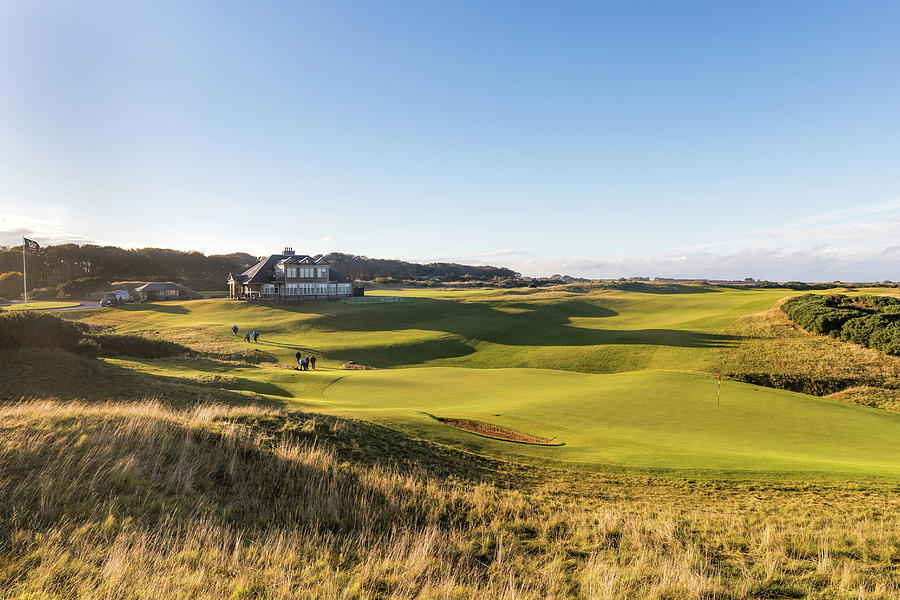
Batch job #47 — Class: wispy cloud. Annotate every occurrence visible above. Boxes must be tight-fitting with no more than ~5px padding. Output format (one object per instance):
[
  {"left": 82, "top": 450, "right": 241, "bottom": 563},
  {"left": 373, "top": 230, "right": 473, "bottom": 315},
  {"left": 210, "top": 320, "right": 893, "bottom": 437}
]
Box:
[
  {"left": 321, "top": 235, "right": 334, "bottom": 243},
  {"left": 680, "top": 199, "right": 900, "bottom": 253},
  {"left": 412, "top": 248, "right": 527, "bottom": 264},
  {"left": 502, "top": 202, "right": 900, "bottom": 281},
  {"left": 0, "top": 212, "right": 100, "bottom": 247},
  {"left": 794, "top": 198, "right": 900, "bottom": 226},
  {"left": 506, "top": 245, "right": 900, "bottom": 282}
]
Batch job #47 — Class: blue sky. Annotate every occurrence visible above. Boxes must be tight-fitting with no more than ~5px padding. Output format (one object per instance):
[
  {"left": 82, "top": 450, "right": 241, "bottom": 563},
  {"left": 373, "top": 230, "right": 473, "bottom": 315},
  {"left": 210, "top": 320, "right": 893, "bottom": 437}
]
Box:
[{"left": 1, "top": 0, "right": 899, "bottom": 280}]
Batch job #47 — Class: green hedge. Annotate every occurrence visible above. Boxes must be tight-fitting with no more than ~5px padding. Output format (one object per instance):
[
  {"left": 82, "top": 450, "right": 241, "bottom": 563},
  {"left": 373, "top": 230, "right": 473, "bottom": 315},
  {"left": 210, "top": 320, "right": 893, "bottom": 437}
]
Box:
[{"left": 782, "top": 294, "right": 900, "bottom": 356}]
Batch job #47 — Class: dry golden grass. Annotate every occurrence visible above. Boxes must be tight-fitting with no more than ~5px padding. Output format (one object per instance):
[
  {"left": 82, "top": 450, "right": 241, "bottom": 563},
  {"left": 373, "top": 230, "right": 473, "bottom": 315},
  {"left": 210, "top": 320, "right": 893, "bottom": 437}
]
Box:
[
  {"left": 828, "top": 386, "right": 900, "bottom": 413},
  {"left": 717, "top": 304, "right": 900, "bottom": 409},
  {"left": 1, "top": 400, "right": 897, "bottom": 599}
]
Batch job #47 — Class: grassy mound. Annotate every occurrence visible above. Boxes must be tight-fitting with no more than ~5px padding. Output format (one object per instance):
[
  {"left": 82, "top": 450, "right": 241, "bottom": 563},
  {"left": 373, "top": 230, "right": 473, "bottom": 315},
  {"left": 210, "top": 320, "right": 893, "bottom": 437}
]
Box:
[
  {"left": 1, "top": 400, "right": 897, "bottom": 599},
  {"left": 0, "top": 311, "right": 190, "bottom": 359},
  {"left": 0, "top": 348, "right": 272, "bottom": 407},
  {"left": 718, "top": 304, "right": 900, "bottom": 406}
]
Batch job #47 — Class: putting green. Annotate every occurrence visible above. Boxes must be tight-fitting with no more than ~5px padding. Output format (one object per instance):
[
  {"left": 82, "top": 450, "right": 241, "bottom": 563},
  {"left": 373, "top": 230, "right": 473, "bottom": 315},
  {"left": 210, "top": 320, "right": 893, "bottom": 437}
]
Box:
[{"left": 111, "top": 359, "right": 900, "bottom": 477}]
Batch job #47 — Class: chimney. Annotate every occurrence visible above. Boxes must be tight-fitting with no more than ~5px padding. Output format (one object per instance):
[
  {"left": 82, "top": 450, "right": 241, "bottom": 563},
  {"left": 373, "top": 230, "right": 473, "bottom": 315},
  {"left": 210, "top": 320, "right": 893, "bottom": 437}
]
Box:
[{"left": 283, "top": 247, "right": 295, "bottom": 256}]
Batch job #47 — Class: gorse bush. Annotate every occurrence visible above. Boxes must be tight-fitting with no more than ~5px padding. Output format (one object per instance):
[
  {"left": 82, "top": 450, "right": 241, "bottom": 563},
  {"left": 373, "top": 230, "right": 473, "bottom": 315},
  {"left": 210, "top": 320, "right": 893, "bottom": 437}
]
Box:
[
  {"left": 0, "top": 311, "right": 189, "bottom": 359},
  {"left": 782, "top": 294, "right": 900, "bottom": 355}
]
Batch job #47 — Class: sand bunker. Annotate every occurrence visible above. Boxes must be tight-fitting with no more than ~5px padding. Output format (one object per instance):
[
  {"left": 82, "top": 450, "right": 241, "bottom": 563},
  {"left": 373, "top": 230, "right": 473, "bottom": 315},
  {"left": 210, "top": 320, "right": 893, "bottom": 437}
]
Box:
[{"left": 435, "top": 417, "right": 563, "bottom": 446}]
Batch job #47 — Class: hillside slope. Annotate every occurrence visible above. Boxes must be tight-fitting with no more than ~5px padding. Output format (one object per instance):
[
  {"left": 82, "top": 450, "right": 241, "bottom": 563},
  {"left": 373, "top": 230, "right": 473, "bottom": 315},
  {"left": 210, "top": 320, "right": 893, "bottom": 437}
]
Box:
[{"left": 1, "top": 400, "right": 898, "bottom": 599}]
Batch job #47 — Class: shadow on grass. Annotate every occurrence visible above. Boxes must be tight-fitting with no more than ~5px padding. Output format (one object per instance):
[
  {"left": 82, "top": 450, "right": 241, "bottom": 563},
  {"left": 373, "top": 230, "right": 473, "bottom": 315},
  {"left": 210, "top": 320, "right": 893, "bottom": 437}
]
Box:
[
  {"left": 256, "top": 339, "right": 329, "bottom": 354},
  {"left": 331, "top": 337, "right": 477, "bottom": 368},
  {"left": 120, "top": 303, "right": 191, "bottom": 315},
  {"left": 313, "top": 298, "right": 741, "bottom": 350},
  {"left": 601, "top": 282, "right": 724, "bottom": 294},
  {"left": 216, "top": 296, "right": 743, "bottom": 368}
]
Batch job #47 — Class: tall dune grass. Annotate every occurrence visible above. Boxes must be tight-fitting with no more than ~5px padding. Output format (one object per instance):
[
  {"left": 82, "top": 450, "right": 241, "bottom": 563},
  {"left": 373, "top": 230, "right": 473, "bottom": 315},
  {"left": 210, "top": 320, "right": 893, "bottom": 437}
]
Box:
[{"left": 1, "top": 401, "right": 897, "bottom": 599}]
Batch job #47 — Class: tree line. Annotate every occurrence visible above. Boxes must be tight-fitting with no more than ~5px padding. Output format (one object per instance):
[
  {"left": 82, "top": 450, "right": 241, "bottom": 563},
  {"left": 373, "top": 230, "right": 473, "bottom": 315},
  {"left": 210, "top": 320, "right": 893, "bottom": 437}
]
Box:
[
  {"left": 0, "top": 244, "right": 257, "bottom": 295},
  {"left": 782, "top": 293, "right": 900, "bottom": 356},
  {"left": 0, "top": 244, "right": 519, "bottom": 298},
  {"left": 318, "top": 252, "right": 519, "bottom": 281}
]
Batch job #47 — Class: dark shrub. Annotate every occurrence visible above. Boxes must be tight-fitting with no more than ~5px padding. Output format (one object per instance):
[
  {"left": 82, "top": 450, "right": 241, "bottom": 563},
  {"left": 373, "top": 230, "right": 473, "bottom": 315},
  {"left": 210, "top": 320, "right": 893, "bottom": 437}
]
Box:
[
  {"left": 57, "top": 278, "right": 109, "bottom": 300},
  {"left": 27, "top": 287, "right": 61, "bottom": 300},
  {"left": 0, "top": 311, "right": 90, "bottom": 354},
  {"left": 783, "top": 294, "right": 900, "bottom": 356},
  {"left": 0, "top": 272, "right": 24, "bottom": 299},
  {"left": 0, "top": 311, "right": 188, "bottom": 359},
  {"left": 89, "top": 333, "right": 189, "bottom": 359}
]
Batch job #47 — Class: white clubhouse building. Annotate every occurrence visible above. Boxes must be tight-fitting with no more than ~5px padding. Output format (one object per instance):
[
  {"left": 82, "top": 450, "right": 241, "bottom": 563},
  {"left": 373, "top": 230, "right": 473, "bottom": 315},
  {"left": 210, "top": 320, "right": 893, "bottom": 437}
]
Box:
[{"left": 227, "top": 248, "right": 358, "bottom": 300}]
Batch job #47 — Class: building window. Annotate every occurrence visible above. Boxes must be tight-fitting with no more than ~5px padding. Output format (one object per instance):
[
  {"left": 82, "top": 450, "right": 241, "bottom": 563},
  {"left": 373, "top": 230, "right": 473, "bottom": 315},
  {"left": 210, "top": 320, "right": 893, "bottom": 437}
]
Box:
[{"left": 318, "top": 267, "right": 327, "bottom": 278}]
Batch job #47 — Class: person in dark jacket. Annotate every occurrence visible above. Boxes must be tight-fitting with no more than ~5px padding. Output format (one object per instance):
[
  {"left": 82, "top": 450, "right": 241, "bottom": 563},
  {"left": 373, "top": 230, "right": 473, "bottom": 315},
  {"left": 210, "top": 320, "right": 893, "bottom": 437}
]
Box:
[
  {"left": 310, "top": 355, "right": 317, "bottom": 370},
  {"left": 295, "top": 350, "right": 302, "bottom": 368},
  {"left": 232, "top": 325, "right": 238, "bottom": 335},
  {"left": 304, "top": 355, "right": 311, "bottom": 371},
  {"left": 244, "top": 331, "right": 251, "bottom": 342},
  {"left": 252, "top": 330, "right": 259, "bottom": 343}
]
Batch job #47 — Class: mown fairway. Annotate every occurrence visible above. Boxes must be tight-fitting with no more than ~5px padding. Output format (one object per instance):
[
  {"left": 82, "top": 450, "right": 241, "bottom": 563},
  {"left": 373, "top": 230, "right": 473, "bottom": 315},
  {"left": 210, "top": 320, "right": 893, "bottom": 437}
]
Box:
[
  {"left": 70, "top": 286, "right": 900, "bottom": 478},
  {"left": 1, "top": 301, "right": 81, "bottom": 311}
]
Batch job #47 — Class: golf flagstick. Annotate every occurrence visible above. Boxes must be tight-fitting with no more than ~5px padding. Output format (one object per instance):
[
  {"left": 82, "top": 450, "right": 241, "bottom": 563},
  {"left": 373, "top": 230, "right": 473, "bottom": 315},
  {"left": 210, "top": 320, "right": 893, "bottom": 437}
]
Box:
[
  {"left": 717, "top": 373, "right": 721, "bottom": 406},
  {"left": 21, "top": 237, "right": 40, "bottom": 304}
]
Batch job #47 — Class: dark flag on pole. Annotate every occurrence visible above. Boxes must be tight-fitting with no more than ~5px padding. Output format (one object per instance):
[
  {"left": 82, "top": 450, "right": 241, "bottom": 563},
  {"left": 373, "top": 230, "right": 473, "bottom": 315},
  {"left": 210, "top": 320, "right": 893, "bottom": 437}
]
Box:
[{"left": 24, "top": 238, "right": 40, "bottom": 251}]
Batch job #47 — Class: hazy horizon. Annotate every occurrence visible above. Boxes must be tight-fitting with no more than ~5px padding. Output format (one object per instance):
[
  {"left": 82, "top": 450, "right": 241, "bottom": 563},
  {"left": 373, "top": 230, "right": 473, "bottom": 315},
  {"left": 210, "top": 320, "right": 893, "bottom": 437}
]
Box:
[{"left": 2, "top": 1, "right": 899, "bottom": 281}]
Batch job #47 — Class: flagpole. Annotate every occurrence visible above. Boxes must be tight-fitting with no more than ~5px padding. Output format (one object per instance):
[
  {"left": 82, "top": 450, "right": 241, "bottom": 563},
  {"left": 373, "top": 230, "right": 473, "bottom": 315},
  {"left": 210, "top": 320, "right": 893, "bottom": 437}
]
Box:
[
  {"left": 717, "top": 373, "right": 721, "bottom": 406},
  {"left": 22, "top": 236, "right": 27, "bottom": 305}
]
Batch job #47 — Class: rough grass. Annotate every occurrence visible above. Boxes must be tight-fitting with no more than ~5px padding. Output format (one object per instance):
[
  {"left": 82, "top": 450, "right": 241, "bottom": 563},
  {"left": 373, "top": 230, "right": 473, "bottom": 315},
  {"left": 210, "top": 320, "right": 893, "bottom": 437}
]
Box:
[
  {"left": 0, "top": 400, "right": 897, "bottom": 599},
  {"left": 717, "top": 304, "right": 900, "bottom": 410}
]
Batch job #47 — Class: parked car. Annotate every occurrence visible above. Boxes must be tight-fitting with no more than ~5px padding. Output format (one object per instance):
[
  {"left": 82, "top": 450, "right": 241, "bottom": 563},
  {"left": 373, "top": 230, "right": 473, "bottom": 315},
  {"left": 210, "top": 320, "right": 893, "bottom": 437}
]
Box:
[{"left": 100, "top": 290, "right": 134, "bottom": 306}]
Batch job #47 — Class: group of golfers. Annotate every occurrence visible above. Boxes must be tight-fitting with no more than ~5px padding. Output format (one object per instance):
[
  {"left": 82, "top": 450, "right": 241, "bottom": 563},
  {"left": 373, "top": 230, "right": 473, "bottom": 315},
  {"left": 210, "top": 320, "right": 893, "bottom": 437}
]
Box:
[
  {"left": 232, "top": 324, "right": 260, "bottom": 343},
  {"left": 231, "top": 324, "right": 317, "bottom": 371},
  {"left": 295, "top": 352, "right": 316, "bottom": 370}
]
